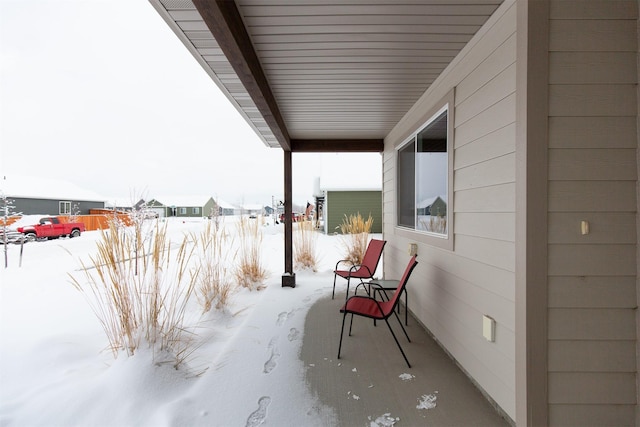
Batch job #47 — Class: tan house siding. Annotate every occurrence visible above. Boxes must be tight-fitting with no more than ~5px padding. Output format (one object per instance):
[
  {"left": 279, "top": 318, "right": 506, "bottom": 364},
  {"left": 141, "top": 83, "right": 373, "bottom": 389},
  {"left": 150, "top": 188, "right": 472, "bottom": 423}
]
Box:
[
  {"left": 383, "top": 2, "right": 518, "bottom": 420},
  {"left": 546, "top": 0, "right": 639, "bottom": 425}
]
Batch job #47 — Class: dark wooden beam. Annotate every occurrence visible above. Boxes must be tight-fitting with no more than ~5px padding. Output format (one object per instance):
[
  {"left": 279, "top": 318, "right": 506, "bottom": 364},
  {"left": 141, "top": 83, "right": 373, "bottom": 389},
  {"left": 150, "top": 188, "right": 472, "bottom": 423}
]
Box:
[
  {"left": 192, "top": 0, "right": 291, "bottom": 151},
  {"left": 282, "top": 150, "right": 295, "bottom": 287},
  {"left": 290, "top": 139, "right": 384, "bottom": 153}
]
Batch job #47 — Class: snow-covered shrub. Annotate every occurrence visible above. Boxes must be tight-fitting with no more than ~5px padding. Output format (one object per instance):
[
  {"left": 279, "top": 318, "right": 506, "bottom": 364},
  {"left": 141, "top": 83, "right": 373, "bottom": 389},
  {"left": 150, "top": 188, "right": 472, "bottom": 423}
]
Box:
[
  {"left": 1, "top": 192, "right": 23, "bottom": 268},
  {"left": 68, "top": 202, "right": 81, "bottom": 223}
]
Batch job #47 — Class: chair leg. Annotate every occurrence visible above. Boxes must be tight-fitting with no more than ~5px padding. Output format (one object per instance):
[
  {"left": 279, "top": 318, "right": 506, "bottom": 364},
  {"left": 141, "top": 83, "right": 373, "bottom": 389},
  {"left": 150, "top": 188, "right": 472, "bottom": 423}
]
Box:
[
  {"left": 392, "top": 309, "right": 411, "bottom": 342},
  {"left": 345, "top": 278, "right": 351, "bottom": 301},
  {"left": 337, "top": 311, "right": 348, "bottom": 359},
  {"left": 404, "top": 288, "right": 408, "bottom": 326},
  {"left": 384, "top": 318, "right": 411, "bottom": 368},
  {"left": 348, "top": 313, "right": 355, "bottom": 336},
  {"left": 332, "top": 274, "right": 337, "bottom": 299}
]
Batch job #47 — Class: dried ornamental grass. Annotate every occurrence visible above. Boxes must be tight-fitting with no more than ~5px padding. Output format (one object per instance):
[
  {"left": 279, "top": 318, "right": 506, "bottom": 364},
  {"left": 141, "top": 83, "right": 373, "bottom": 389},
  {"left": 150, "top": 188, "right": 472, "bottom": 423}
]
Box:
[
  {"left": 234, "top": 216, "right": 267, "bottom": 289},
  {"left": 193, "top": 220, "right": 237, "bottom": 312},
  {"left": 337, "top": 212, "right": 373, "bottom": 265},
  {"left": 70, "top": 220, "right": 198, "bottom": 368},
  {"left": 294, "top": 219, "right": 318, "bottom": 271}
]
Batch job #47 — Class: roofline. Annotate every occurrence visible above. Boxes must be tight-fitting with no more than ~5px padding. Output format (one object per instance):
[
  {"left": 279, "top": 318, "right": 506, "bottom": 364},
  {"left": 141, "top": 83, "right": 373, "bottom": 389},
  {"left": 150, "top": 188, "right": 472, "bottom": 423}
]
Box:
[
  {"left": 192, "top": 0, "right": 292, "bottom": 151},
  {"left": 291, "top": 139, "right": 384, "bottom": 153}
]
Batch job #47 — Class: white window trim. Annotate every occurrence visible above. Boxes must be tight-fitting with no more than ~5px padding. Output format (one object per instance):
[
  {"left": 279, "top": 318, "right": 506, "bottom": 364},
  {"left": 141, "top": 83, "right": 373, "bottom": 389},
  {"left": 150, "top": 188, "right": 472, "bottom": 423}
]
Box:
[
  {"left": 394, "top": 90, "right": 455, "bottom": 251},
  {"left": 59, "top": 201, "right": 71, "bottom": 215}
]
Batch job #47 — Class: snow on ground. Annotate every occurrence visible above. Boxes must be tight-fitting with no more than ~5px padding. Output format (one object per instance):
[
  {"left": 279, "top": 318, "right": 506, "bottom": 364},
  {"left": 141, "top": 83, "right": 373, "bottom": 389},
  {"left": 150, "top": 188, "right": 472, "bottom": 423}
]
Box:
[{"left": 0, "top": 216, "right": 372, "bottom": 426}]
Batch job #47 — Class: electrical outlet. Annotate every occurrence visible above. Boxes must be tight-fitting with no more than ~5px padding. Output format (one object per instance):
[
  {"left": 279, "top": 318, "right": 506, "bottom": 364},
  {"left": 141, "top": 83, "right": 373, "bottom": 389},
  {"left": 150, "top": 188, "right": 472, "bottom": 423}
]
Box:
[
  {"left": 482, "top": 315, "right": 495, "bottom": 342},
  {"left": 408, "top": 243, "right": 418, "bottom": 256}
]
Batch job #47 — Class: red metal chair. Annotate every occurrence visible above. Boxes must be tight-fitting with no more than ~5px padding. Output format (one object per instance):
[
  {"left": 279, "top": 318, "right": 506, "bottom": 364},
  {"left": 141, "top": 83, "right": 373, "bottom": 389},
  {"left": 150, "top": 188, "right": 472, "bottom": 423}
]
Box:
[
  {"left": 337, "top": 255, "right": 418, "bottom": 368},
  {"left": 332, "top": 239, "right": 386, "bottom": 300}
]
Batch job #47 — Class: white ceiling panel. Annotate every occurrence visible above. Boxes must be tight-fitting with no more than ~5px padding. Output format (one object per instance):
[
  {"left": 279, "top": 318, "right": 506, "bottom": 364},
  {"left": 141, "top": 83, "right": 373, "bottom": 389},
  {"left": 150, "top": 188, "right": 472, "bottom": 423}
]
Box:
[{"left": 151, "top": 0, "right": 503, "bottom": 148}]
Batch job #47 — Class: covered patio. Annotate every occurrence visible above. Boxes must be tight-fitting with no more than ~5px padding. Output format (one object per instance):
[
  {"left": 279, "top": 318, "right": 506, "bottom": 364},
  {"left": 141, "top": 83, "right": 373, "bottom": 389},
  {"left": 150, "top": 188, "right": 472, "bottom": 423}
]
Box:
[
  {"left": 149, "top": 0, "right": 503, "bottom": 286},
  {"left": 149, "top": 1, "right": 513, "bottom": 422},
  {"left": 301, "top": 293, "right": 511, "bottom": 425},
  {"left": 149, "top": 1, "right": 640, "bottom": 425}
]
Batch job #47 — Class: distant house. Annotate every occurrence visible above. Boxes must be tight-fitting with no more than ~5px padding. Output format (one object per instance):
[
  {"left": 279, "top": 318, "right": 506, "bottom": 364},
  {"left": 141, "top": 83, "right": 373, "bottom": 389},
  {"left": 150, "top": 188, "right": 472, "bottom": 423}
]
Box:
[
  {"left": 318, "top": 154, "right": 383, "bottom": 234},
  {"left": 148, "top": 196, "right": 216, "bottom": 218},
  {"left": 145, "top": 199, "right": 168, "bottom": 218},
  {"left": 213, "top": 198, "right": 237, "bottom": 216},
  {"left": 323, "top": 189, "right": 382, "bottom": 234},
  {"left": 241, "top": 203, "right": 263, "bottom": 216},
  {"left": 105, "top": 198, "right": 134, "bottom": 212},
  {"left": 1, "top": 175, "right": 105, "bottom": 216}
]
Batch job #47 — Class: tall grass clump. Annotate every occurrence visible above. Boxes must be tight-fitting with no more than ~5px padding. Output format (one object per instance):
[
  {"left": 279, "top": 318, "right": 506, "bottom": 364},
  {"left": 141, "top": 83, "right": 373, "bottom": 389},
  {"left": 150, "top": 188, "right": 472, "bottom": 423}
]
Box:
[
  {"left": 294, "top": 219, "right": 318, "bottom": 271},
  {"left": 336, "top": 212, "right": 373, "bottom": 265},
  {"left": 70, "top": 220, "right": 198, "bottom": 368},
  {"left": 235, "top": 216, "right": 267, "bottom": 289},
  {"left": 193, "top": 219, "right": 236, "bottom": 312}
]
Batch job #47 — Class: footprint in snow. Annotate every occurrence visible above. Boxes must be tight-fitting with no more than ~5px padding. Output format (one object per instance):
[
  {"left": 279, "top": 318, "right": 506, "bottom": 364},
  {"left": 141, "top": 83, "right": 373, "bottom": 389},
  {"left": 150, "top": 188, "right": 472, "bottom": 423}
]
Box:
[
  {"left": 263, "top": 338, "right": 280, "bottom": 374},
  {"left": 287, "top": 328, "right": 300, "bottom": 341},
  {"left": 245, "top": 396, "right": 271, "bottom": 427},
  {"left": 276, "top": 311, "right": 291, "bottom": 326}
]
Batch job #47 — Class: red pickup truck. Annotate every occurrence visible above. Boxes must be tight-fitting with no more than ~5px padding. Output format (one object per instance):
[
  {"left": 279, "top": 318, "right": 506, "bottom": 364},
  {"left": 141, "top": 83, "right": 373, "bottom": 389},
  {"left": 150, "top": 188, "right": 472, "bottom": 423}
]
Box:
[{"left": 17, "top": 217, "right": 85, "bottom": 242}]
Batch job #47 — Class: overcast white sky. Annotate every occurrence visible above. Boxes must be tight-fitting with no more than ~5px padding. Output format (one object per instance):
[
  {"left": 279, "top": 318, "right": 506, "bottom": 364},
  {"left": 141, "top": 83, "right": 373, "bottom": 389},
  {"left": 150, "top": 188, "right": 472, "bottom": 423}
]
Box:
[{"left": 0, "top": 0, "right": 379, "bottom": 207}]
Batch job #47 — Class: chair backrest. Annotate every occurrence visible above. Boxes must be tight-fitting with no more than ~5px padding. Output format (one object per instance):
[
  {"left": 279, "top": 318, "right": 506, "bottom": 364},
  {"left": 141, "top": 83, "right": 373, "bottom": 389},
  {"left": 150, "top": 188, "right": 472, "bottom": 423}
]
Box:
[
  {"left": 387, "top": 255, "right": 418, "bottom": 311},
  {"left": 360, "top": 239, "right": 386, "bottom": 275}
]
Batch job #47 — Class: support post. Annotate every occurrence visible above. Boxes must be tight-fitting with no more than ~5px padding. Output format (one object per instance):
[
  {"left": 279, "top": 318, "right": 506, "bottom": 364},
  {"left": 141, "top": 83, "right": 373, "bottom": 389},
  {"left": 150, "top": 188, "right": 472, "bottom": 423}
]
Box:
[{"left": 282, "top": 150, "right": 295, "bottom": 287}]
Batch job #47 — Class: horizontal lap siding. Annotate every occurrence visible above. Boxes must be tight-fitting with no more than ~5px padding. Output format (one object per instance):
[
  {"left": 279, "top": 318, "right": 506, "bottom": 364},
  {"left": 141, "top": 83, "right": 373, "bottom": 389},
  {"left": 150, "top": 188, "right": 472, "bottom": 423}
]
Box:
[
  {"left": 384, "top": 2, "right": 517, "bottom": 420},
  {"left": 547, "top": 1, "right": 638, "bottom": 425},
  {"left": 327, "top": 191, "right": 382, "bottom": 234}
]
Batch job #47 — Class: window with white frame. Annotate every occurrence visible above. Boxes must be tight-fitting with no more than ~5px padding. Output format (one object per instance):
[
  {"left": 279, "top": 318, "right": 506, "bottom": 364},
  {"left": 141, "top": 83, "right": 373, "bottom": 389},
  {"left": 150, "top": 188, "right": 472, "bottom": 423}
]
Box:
[
  {"left": 179, "top": 207, "right": 187, "bottom": 215},
  {"left": 192, "top": 207, "right": 200, "bottom": 215},
  {"left": 59, "top": 201, "right": 71, "bottom": 215},
  {"left": 396, "top": 96, "right": 453, "bottom": 249}
]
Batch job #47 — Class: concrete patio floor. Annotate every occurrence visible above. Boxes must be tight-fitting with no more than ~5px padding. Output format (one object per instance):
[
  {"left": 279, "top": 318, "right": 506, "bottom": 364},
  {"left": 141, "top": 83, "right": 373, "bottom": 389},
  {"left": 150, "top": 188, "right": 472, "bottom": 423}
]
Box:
[{"left": 300, "top": 292, "right": 512, "bottom": 426}]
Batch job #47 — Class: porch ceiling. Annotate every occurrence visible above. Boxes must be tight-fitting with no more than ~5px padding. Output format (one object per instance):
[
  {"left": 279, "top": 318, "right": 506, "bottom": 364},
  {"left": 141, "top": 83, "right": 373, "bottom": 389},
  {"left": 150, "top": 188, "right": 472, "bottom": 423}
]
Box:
[{"left": 150, "top": 0, "right": 503, "bottom": 152}]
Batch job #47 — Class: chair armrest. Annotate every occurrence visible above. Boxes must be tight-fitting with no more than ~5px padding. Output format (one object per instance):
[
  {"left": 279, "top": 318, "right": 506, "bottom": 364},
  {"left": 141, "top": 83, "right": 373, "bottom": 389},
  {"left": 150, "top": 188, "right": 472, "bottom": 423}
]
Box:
[
  {"left": 348, "top": 263, "right": 363, "bottom": 273},
  {"left": 366, "top": 282, "right": 385, "bottom": 292},
  {"left": 365, "top": 282, "right": 391, "bottom": 301},
  {"left": 335, "top": 259, "right": 355, "bottom": 270},
  {"left": 353, "top": 282, "right": 371, "bottom": 296}
]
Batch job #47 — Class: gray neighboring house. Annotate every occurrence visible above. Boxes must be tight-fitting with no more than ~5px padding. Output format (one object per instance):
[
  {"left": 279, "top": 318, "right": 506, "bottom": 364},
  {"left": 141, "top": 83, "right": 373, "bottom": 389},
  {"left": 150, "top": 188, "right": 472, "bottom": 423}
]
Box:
[
  {"left": 144, "top": 199, "right": 168, "bottom": 218},
  {"left": 2, "top": 175, "right": 105, "bottom": 216},
  {"left": 147, "top": 196, "right": 216, "bottom": 218}
]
